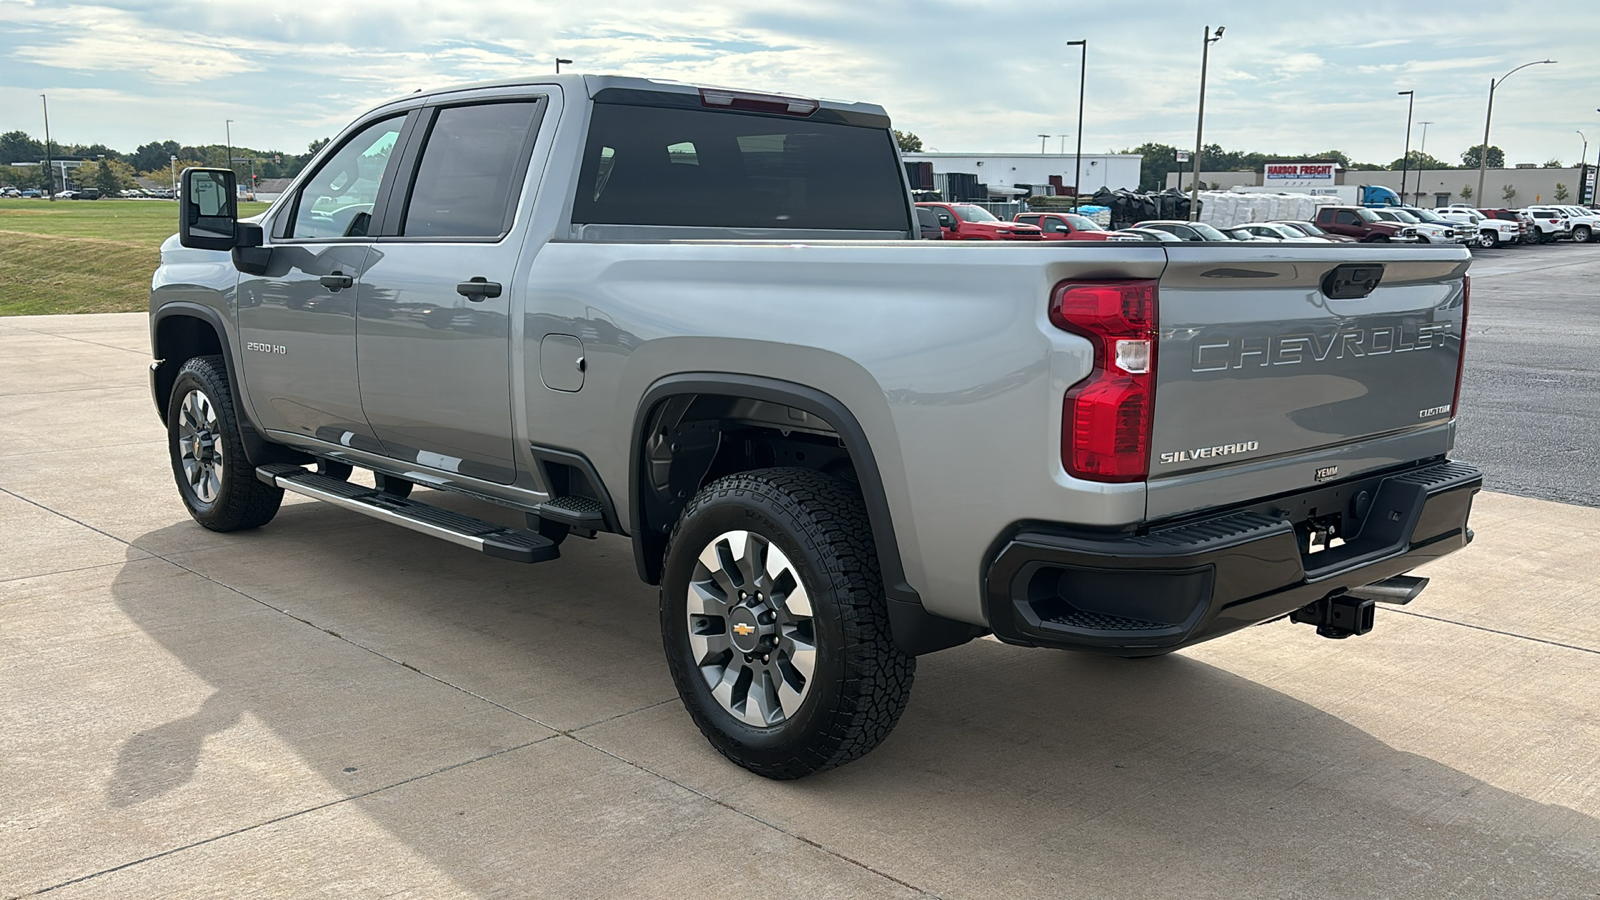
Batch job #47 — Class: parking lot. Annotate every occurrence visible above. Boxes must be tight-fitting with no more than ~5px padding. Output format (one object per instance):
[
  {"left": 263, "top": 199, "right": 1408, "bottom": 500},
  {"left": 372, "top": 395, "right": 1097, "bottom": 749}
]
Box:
[{"left": 2, "top": 245, "right": 1599, "bottom": 898}]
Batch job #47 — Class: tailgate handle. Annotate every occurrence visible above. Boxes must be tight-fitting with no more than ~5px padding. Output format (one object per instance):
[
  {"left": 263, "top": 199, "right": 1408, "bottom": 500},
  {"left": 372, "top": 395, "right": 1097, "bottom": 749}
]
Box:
[{"left": 1322, "top": 264, "right": 1384, "bottom": 300}]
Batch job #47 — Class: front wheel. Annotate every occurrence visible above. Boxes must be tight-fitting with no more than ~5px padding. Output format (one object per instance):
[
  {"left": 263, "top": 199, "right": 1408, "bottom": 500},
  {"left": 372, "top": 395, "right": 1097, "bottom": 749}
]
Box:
[
  {"left": 166, "top": 356, "right": 283, "bottom": 531},
  {"left": 1575, "top": 225, "right": 1593, "bottom": 244},
  {"left": 661, "top": 468, "right": 915, "bottom": 779},
  {"left": 1479, "top": 230, "right": 1499, "bottom": 249}
]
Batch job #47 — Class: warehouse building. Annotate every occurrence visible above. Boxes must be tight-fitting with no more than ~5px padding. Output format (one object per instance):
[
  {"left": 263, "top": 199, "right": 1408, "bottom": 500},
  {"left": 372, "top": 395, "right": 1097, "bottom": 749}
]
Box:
[
  {"left": 903, "top": 152, "right": 1143, "bottom": 200},
  {"left": 1166, "top": 164, "right": 1591, "bottom": 208}
]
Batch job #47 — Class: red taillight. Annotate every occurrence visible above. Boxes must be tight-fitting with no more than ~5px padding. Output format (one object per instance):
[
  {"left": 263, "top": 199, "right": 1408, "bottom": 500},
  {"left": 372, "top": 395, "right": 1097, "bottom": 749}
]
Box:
[
  {"left": 1453, "top": 275, "right": 1469, "bottom": 418},
  {"left": 1050, "top": 279, "right": 1158, "bottom": 482},
  {"left": 699, "top": 88, "right": 818, "bottom": 117}
]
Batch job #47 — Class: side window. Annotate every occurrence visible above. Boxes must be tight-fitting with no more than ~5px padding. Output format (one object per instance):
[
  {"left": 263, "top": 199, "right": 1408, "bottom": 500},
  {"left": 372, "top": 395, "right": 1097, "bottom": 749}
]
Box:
[
  {"left": 289, "top": 115, "right": 404, "bottom": 239},
  {"left": 401, "top": 101, "right": 542, "bottom": 239},
  {"left": 1335, "top": 211, "right": 1358, "bottom": 225},
  {"left": 1044, "top": 217, "right": 1066, "bottom": 231}
]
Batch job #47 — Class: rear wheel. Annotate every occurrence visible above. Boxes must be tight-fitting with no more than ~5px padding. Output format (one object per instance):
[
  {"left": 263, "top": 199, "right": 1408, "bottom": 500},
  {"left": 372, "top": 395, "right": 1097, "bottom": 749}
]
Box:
[
  {"left": 1575, "top": 225, "right": 1593, "bottom": 243},
  {"left": 166, "top": 356, "right": 283, "bottom": 531},
  {"left": 661, "top": 468, "right": 914, "bottom": 779}
]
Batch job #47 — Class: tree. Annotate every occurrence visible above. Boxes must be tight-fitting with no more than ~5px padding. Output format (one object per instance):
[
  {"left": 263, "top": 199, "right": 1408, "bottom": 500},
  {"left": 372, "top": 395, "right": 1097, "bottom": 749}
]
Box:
[
  {"left": 1543, "top": 158, "right": 1564, "bottom": 168},
  {"left": 1125, "top": 142, "right": 1180, "bottom": 191},
  {"left": 1501, "top": 184, "right": 1517, "bottom": 203},
  {"left": 131, "top": 140, "right": 182, "bottom": 174},
  {"left": 0, "top": 130, "right": 45, "bottom": 166},
  {"left": 1554, "top": 182, "right": 1570, "bottom": 201},
  {"left": 1462, "top": 144, "right": 1505, "bottom": 169},
  {"left": 893, "top": 130, "right": 922, "bottom": 153},
  {"left": 1389, "top": 150, "right": 1449, "bottom": 171},
  {"left": 1460, "top": 184, "right": 1473, "bottom": 202},
  {"left": 307, "top": 137, "right": 330, "bottom": 155}
]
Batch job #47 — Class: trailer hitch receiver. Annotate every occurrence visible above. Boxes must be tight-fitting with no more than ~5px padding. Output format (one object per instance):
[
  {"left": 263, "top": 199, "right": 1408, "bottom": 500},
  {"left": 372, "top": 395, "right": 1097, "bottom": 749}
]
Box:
[{"left": 1291, "top": 594, "right": 1376, "bottom": 639}]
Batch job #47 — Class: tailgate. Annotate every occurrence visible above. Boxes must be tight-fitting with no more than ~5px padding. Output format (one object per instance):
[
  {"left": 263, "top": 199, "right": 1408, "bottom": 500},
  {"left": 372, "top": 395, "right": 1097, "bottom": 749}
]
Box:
[{"left": 1146, "top": 245, "right": 1470, "bottom": 520}]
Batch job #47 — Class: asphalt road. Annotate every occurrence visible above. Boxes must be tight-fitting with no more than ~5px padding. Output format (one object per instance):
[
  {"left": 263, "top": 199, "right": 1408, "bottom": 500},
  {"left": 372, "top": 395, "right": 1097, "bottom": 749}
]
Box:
[{"left": 1452, "top": 241, "right": 1600, "bottom": 507}]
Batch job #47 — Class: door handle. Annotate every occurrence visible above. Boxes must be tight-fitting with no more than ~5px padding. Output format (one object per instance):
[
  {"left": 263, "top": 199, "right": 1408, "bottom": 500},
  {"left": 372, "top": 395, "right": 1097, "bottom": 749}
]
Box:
[
  {"left": 319, "top": 272, "right": 353, "bottom": 291},
  {"left": 456, "top": 277, "right": 502, "bottom": 301}
]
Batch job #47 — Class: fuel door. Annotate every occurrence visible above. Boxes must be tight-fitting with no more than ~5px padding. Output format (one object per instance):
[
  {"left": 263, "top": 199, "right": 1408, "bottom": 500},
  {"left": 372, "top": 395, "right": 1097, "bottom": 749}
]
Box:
[{"left": 539, "top": 333, "right": 586, "bottom": 392}]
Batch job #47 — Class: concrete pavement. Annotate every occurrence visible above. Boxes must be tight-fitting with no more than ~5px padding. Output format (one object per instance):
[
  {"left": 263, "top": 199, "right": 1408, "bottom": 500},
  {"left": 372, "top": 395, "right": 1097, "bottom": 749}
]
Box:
[{"left": 2, "top": 313, "right": 1598, "bottom": 898}]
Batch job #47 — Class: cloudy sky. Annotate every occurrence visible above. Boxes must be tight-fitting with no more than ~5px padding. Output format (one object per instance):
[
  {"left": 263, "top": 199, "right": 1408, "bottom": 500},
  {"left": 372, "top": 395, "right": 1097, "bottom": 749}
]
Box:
[{"left": 2, "top": 0, "right": 1596, "bottom": 167}]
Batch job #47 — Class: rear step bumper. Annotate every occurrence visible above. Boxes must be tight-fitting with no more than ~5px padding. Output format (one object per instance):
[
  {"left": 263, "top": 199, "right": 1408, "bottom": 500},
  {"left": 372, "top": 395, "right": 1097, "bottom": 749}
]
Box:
[
  {"left": 984, "top": 460, "right": 1481, "bottom": 654},
  {"left": 257, "top": 464, "right": 559, "bottom": 563}
]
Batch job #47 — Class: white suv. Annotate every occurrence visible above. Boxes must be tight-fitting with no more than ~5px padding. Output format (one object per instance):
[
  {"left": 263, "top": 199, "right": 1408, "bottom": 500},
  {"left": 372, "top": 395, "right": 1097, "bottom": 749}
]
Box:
[
  {"left": 1521, "top": 207, "right": 1571, "bottom": 243},
  {"left": 1553, "top": 206, "right": 1598, "bottom": 243},
  {"left": 1432, "top": 207, "right": 1520, "bottom": 249}
]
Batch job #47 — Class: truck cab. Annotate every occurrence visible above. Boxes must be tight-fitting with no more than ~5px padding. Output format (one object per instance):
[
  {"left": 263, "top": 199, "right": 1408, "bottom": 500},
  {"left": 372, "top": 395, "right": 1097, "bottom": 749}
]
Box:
[{"left": 1314, "top": 206, "right": 1417, "bottom": 242}]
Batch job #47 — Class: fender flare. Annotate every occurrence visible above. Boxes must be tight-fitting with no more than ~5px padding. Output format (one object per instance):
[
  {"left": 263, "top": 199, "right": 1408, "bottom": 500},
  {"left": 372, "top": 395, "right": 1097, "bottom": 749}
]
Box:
[{"left": 629, "top": 373, "right": 983, "bottom": 656}]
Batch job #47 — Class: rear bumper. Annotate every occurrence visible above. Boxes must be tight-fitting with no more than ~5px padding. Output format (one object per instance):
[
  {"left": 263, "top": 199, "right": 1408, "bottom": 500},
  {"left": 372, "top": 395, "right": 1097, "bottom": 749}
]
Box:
[{"left": 984, "top": 460, "right": 1481, "bottom": 654}]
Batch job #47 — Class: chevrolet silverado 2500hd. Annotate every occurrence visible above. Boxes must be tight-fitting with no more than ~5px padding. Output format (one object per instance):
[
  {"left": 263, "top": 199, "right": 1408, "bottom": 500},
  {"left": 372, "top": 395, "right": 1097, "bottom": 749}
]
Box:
[{"left": 153, "top": 75, "right": 1480, "bottom": 779}]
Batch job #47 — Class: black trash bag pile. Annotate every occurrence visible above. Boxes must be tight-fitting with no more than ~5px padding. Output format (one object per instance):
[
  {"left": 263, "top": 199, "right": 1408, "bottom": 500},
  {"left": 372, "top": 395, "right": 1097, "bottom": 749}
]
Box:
[{"left": 1090, "top": 188, "right": 1200, "bottom": 230}]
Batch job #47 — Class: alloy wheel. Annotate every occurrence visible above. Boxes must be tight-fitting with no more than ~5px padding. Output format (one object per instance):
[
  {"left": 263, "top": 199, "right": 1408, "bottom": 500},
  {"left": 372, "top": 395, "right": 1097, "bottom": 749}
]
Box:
[
  {"left": 686, "top": 530, "right": 817, "bottom": 727},
  {"left": 177, "top": 388, "right": 224, "bottom": 504}
]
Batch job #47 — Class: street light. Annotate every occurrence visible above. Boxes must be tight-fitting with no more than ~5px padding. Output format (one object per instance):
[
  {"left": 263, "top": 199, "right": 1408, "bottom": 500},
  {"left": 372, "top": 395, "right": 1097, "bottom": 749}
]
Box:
[
  {"left": 1038, "top": 134, "right": 1050, "bottom": 153},
  {"left": 1475, "top": 59, "right": 1556, "bottom": 205},
  {"left": 225, "top": 119, "right": 234, "bottom": 189},
  {"left": 1057, "top": 134, "right": 1069, "bottom": 154},
  {"left": 1417, "top": 120, "right": 1434, "bottom": 154},
  {"left": 170, "top": 154, "right": 178, "bottom": 197},
  {"left": 1067, "top": 39, "right": 1086, "bottom": 211},
  {"left": 555, "top": 57, "right": 572, "bottom": 73},
  {"left": 1582, "top": 126, "right": 1594, "bottom": 206},
  {"left": 1188, "top": 25, "right": 1223, "bottom": 221},
  {"left": 1397, "top": 90, "right": 1415, "bottom": 204},
  {"left": 40, "top": 94, "right": 54, "bottom": 200}
]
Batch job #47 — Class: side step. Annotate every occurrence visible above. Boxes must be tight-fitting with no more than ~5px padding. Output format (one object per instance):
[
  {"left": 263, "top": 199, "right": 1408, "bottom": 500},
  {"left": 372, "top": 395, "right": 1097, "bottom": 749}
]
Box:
[
  {"left": 257, "top": 464, "right": 559, "bottom": 563},
  {"left": 536, "top": 495, "right": 607, "bottom": 531}
]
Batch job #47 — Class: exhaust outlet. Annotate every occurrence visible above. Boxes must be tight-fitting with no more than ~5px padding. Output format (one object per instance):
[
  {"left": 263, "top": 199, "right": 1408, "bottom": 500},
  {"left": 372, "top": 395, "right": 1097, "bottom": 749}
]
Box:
[{"left": 1346, "top": 575, "right": 1429, "bottom": 605}]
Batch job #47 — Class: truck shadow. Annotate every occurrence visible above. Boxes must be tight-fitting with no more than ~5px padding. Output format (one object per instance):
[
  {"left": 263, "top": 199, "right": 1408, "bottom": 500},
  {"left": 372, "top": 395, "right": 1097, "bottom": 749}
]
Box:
[{"left": 108, "top": 506, "right": 1600, "bottom": 897}]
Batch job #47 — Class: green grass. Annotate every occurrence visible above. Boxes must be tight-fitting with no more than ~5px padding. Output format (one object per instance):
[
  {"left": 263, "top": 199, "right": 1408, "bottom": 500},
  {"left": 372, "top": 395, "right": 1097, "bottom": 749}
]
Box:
[{"left": 0, "top": 198, "right": 270, "bottom": 316}]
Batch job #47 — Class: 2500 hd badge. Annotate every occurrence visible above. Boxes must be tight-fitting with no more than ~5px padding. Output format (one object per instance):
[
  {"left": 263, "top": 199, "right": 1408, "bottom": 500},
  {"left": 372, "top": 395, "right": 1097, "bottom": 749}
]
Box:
[{"left": 1158, "top": 440, "right": 1260, "bottom": 465}]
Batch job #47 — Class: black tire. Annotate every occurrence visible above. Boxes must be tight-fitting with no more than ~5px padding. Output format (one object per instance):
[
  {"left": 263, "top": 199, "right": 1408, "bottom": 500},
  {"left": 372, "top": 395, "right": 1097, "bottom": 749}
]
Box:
[
  {"left": 661, "top": 468, "right": 915, "bottom": 779},
  {"left": 1575, "top": 225, "right": 1593, "bottom": 244},
  {"left": 166, "top": 355, "right": 283, "bottom": 531},
  {"left": 1480, "top": 230, "right": 1498, "bottom": 249}
]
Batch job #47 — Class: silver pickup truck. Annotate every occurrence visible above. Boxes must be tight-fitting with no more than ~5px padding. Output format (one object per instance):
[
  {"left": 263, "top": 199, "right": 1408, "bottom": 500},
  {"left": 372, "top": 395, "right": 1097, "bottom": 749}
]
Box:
[{"left": 152, "top": 74, "right": 1480, "bottom": 779}]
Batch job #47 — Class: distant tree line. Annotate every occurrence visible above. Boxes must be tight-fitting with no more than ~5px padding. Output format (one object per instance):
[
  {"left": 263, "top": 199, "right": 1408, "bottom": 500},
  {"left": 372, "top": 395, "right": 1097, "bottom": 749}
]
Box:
[
  {"left": 1116, "top": 141, "right": 1554, "bottom": 193},
  {"left": 0, "top": 130, "right": 329, "bottom": 192}
]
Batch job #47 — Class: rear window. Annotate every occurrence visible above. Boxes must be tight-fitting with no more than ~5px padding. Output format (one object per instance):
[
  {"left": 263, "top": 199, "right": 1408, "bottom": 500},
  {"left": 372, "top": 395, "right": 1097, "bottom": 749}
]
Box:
[{"left": 572, "top": 104, "right": 910, "bottom": 232}]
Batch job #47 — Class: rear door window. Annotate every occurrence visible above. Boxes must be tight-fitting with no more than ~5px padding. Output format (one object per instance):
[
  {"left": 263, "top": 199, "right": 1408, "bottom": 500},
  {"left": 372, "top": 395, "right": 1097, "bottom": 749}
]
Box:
[
  {"left": 573, "top": 104, "right": 909, "bottom": 232},
  {"left": 400, "top": 101, "right": 543, "bottom": 239}
]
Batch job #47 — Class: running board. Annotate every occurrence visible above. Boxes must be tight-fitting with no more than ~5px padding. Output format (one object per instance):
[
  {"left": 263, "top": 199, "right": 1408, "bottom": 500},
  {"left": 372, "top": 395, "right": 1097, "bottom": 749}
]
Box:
[{"left": 256, "top": 464, "right": 559, "bottom": 563}]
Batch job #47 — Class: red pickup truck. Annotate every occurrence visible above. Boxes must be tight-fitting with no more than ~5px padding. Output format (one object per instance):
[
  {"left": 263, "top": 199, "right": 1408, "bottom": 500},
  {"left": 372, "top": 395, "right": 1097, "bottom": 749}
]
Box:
[
  {"left": 1012, "top": 211, "right": 1116, "bottom": 241},
  {"left": 1313, "top": 206, "right": 1417, "bottom": 243},
  {"left": 916, "top": 202, "right": 1044, "bottom": 241}
]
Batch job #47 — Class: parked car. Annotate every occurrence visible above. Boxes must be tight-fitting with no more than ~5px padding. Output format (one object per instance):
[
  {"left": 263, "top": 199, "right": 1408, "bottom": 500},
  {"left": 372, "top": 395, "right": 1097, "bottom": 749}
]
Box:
[
  {"left": 1520, "top": 207, "right": 1570, "bottom": 244},
  {"left": 1269, "top": 220, "right": 1356, "bottom": 242},
  {"left": 1430, "top": 208, "right": 1515, "bottom": 249},
  {"left": 1553, "top": 206, "right": 1598, "bottom": 243},
  {"left": 916, "top": 202, "right": 1044, "bottom": 240},
  {"left": 1313, "top": 206, "right": 1418, "bottom": 242},
  {"left": 1131, "top": 220, "right": 1233, "bottom": 241},
  {"left": 20, "top": 189, "right": 41, "bottom": 198},
  {"left": 149, "top": 72, "right": 1480, "bottom": 779},
  {"left": 1233, "top": 223, "right": 1325, "bottom": 243},
  {"left": 1111, "top": 227, "right": 1183, "bottom": 242},
  {"left": 915, "top": 207, "right": 944, "bottom": 240},
  {"left": 1372, "top": 209, "right": 1463, "bottom": 245},
  {"left": 1012, "top": 211, "right": 1117, "bottom": 241},
  {"left": 1476, "top": 208, "right": 1533, "bottom": 244}
]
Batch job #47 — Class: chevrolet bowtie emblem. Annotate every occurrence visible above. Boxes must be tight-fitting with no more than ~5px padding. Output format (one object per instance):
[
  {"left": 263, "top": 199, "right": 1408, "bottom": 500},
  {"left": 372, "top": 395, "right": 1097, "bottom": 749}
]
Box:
[{"left": 733, "top": 623, "right": 756, "bottom": 636}]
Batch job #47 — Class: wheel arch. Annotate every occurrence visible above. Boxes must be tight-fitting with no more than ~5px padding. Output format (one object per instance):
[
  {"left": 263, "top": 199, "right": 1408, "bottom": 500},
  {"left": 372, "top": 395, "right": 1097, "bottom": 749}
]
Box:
[{"left": 629, "top": 373, "right": 984, "bottom": 656}]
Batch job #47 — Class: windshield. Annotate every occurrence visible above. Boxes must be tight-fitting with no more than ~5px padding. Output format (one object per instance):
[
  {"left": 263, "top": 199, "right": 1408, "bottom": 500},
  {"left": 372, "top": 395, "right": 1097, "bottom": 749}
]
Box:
[
  {"left": 1266, "top": 225, "right": 1303, "bottom": 239},
  {"left": 1189, "top": 222, "right": 1230, "bottom": 241},
  {"left": 1063, "top": 214, "right": 1104, "bottom": 232},
  {"left": 1354, "top": 208, "right": 1382, "bottom": 223},
  {"left": 1287, "top": 221, "right": 1325, "bottom": 235},
  {"left": 1407, "top": 208, "right": 1445, "bottom": 223},
  {"left": 952, "top": 205, "right": 998, "bottom": 223}
]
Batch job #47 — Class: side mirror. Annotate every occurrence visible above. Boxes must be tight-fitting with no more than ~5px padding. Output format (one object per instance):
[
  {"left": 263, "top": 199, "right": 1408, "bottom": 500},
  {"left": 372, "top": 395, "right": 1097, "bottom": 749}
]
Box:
[
  {"left": 1054, "top": 225, "right": 1070, "bottom": 233},
  {"left": 180, "top": 168, "right": 239, "bottom": 250}
]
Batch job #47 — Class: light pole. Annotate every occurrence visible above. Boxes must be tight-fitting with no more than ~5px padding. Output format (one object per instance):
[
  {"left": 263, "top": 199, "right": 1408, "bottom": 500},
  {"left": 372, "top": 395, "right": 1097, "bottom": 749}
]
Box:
[
  {"left": 1038, "top": 134, "right": 1050, "bottom": 153},
  {"left": 1475, "top": 59, "right": 1556, "bottom": 206},
  {"left": 170, "top": 154, "right": 178, "bottom": 197},
  {"left": 1397, "top": 90, "right": 1414, "bottom": 204},
  {"left": 555, "top": 58, "right": 572, "bottom": 73},
  {"left": 225, "top": 119, "right": 234, "bottom": 190},
  {"left": 1579, "top": 131, "right": 1588, "bottom": 205},
  {"left": 1418, "top": 120, "right": 1434, "bottom": 154},
  {"left": 40, "top": 93, "right": 53, "bottom": 200},
  {"left": 1068, "top": 39, "right": 1086, "bottom": 211},
  {"left": 1057, "top": 134, "right": 1069, "bottom": 154},
  {"left": 1189, "top": 25, "right": 1223, "bottom": 221}
]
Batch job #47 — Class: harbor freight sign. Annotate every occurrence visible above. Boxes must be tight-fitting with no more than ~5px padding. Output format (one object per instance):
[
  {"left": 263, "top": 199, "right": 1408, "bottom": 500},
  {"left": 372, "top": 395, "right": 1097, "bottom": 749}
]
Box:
[{"left": 1264, "top": 162, "right": 1338, "bottom": 184}]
